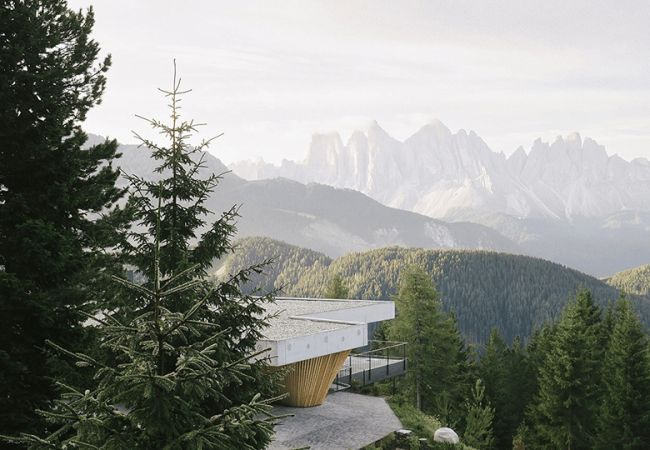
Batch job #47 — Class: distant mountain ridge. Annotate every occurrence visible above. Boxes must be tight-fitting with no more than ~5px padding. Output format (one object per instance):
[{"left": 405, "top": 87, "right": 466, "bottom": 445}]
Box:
[
  {"left": 228, "top": 121, "right": 650, "bottom": 277},
  {"left": 103, "top": 137, "right": 521, "bottom": 260},
  {"left": 230, "top": 120, "right": 650, "bottom": 222}
]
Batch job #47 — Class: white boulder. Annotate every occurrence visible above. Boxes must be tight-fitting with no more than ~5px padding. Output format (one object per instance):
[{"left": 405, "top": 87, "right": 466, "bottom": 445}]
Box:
[{"left": 434, "top": 427, "right": 459, "bottom": 444}]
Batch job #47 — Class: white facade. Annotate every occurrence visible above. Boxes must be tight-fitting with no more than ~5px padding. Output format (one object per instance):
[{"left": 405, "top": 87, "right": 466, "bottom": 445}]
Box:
[{"left": 255, "top": 298, "right": 395, "bottom": 367}]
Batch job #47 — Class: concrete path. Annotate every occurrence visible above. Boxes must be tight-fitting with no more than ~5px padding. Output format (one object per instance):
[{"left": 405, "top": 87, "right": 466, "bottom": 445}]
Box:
[{"left": 268, "top": 391, "right": 402, "bottom": 450}]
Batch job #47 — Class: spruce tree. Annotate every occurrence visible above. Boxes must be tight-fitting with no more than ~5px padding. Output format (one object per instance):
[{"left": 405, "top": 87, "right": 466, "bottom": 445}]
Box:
[
  {"left": 119, "top": 67, "right": 284, "bottom": 432},
  {"left": 0, "top": 0, "right": 127, "bottom": 440},
  {"left": 388, "top": 265, "right": 465, "bottom": 423},
  {"left": 526, "top": 290, "right": 603, "bottom": 449},
  {"left": 1, "top": 66, "right": 285, "bottom": 449},
  {"left": 596, "top": 296, "right": 650, "bottom": 449},
  {"left": 388, "top": 266, "right": 443, "bottom": 411},
  {"left": 437, "top": 308, "right": 470, "bottom": 427},
  {"left": 478, "top": 329, "right": 535, "bottom": 449},
  {"left": 512, "top": 322, "right": 556, "bottom": 448},
  {"left": 464, "top": 379, "right": 494, "bottom": 450},
  {"left": 504, "top": 335, "right": 536, "bottom": 447}
]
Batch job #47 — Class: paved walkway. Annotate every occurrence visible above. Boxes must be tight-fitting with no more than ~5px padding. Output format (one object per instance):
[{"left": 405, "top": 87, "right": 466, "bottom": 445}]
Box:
[{"left": 268, "top": 391, "right": 402, "bottom": 450}]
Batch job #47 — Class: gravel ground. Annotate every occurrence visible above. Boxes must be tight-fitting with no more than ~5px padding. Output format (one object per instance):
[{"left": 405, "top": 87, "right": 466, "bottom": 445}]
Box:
[{"left": 268, "top": 391, "right": 402, "bottom": 450}]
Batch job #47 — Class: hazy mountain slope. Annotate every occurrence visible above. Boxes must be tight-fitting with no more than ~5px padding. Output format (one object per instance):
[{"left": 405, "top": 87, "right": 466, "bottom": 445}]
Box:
[
  {"left": 110, "top": 139, "right": 521, "bottom": 259},
  {"left": 443, "top": 210, "right": 650, "bottom": 277},
  {"left": 516, "top": 215, "right": 650, "bottom": 278},
  {"left": 228, "top": 122, "right": 650, "bottom": 277},
  {"left": 210, "top": 236, "right": 333, "bottom": 296},
  {"left": 225, "top": 179, "right": 521, "bottom": 257},
  {"left": 230, "top": 121, "right": 650, "bottom": 221},
  {"left": 215, "top": 237, "right": 643, "bottom": 344}
]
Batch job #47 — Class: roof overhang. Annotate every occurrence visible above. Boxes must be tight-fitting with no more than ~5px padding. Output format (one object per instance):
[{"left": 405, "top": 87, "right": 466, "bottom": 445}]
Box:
[{"left": 254, "top": 298, "right": 395, "bottom": 366}]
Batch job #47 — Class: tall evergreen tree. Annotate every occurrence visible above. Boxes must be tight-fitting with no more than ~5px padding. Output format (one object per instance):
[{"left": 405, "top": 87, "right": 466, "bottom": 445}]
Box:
[
  {"left": 526, "top": 290, "right": 603, "bottom": 449},
  {"left": 478, "top": 329, "right": 535, "bottom": 450},
  {"left": 478, "top": 328, "right": 514, "bottom": 449},
  {"left": 388, "top": 266, "right": 442, "bottom": 411},
  {"left": 477, "top": 327, "right": 507, "bottom": 442},
  {"left": 436, "top": 308, "right": 470, "bottom": 427},
  {"left": 596, "top": 296, "right": 650, "bottom": 449},
  {"left": 1, "top": 66, "right": 285, "bottom": 449},
  {"left": 388, "top": 265, "right": 465, "bottom": 423},
  {"left": 0, "top": 0, "right": 127, "bottom": 440},
  {"left": 504, "top": 335, "right": 537, "bottom": 446}
]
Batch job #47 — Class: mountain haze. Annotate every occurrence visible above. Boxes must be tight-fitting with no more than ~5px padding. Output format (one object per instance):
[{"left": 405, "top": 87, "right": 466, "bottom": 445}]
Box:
[
  {"left": 108, "top": 138, "right": 520, "bottom": 259},
  {"left": 229, "top": 121, "right": 650, "bottom": 276},
  {"left": 231, "top": 120, "right": 650, "bottom": 221}
]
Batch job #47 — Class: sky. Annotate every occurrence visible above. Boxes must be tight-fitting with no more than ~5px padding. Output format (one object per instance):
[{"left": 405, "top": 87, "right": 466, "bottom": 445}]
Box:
[{"left": 66, "top": 0, "right": 650, "bottom": 165}]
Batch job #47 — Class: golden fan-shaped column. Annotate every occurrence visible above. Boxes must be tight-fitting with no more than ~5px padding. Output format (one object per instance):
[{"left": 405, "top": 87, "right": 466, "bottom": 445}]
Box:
[{"left": 275, "top": 349, "right": 351, "bottom": 407}]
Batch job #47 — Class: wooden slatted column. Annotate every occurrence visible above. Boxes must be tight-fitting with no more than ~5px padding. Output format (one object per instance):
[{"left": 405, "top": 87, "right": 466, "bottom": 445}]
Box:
[{"left": 275, "top": 349, "right": 351, "bottom": 407}]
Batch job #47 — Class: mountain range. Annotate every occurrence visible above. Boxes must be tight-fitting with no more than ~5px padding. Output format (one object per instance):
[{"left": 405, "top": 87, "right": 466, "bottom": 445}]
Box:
[
  {"left": 101, "top": 135, "right": 519, "bottom": 261},
  {"left": 228, "top": 121, "right": 650, "bottom": 277},
  {"left": 230, "top": 120, "right": 650, "bottom": 221}
]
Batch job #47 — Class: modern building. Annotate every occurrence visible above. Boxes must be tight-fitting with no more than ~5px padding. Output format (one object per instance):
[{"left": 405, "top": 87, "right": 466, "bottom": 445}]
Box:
[{"left": 255, "top": 297, "right": 396, "bottom": 407}]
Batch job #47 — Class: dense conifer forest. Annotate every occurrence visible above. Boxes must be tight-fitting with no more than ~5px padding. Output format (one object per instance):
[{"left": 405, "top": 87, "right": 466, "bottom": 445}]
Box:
[
  {"left": 214, "top": 236, "right": 648, "bottom": 344},
  {"left": 215, "top": 236, "right": 650, "bottom": 449}
]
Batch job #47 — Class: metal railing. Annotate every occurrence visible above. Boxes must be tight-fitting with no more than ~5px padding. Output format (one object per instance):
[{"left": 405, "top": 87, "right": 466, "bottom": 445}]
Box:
[{"left": 334, "top": 341, "right": 407, "bottom": 390}]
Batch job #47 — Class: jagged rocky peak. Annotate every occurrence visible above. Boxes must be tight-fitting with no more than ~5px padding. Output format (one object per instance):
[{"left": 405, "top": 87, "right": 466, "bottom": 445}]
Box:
[
  {"left": 366, "top": 119, "right": 392, "bottom": 140},
  {"left": 507, "top": 146, "right": 528, "bottom": 174},
  {"left": 421, "top": 118, "right": 452, "bottom": 134},
  {"left": 552, "top": 133, "right": 583, "bottom": 170},
  {"left": 565, "top": 130, "right": 582, "bottom": 146},
  {"left": 348, "top": 129, "right": 368, "bottom": 148},
  {"left": 226, "top": 120, "right": 650, "bottom": 222},
  {"left": 519, "top": 133, "right": 618, "bottom": 185},
  {"left": 305, "top": 131, "right": 345, "bottom": 166},
  {"left": 409, "top": 119, "right": 454, "bottom": 149}
]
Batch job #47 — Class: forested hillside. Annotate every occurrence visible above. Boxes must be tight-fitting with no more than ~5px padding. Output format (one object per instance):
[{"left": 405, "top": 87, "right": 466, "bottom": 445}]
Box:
[
  {"left": 603, "top": 263, "right": 650, "bottom": 300},
  {"left": 212, "top": 236, "right": 334, "bottom": 294},
  {"left": 214, "top": 236, "right": 645, "bottom": 344}
]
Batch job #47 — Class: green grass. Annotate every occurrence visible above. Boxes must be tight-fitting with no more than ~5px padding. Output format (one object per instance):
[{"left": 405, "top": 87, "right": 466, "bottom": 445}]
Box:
[
  {"left": 358, "top": 393, "right": 476, "bottom": 450},
  {"left": 387, "top": 395, "right": 443, "bottom": 444}
]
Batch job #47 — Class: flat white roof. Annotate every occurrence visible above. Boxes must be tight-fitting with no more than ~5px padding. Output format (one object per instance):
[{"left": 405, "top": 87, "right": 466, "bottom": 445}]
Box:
[
  {"left": 262, "top": 298, "right": 377, "bottom": 340},
  {"left": 255, "top": 298, "right": 395, "bottom": 366}
]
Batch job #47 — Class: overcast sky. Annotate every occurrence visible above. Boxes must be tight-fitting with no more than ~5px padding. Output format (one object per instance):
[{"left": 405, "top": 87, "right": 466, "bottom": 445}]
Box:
[{"left": 66, "top": 0, "right": 650, "bottom": 165}]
